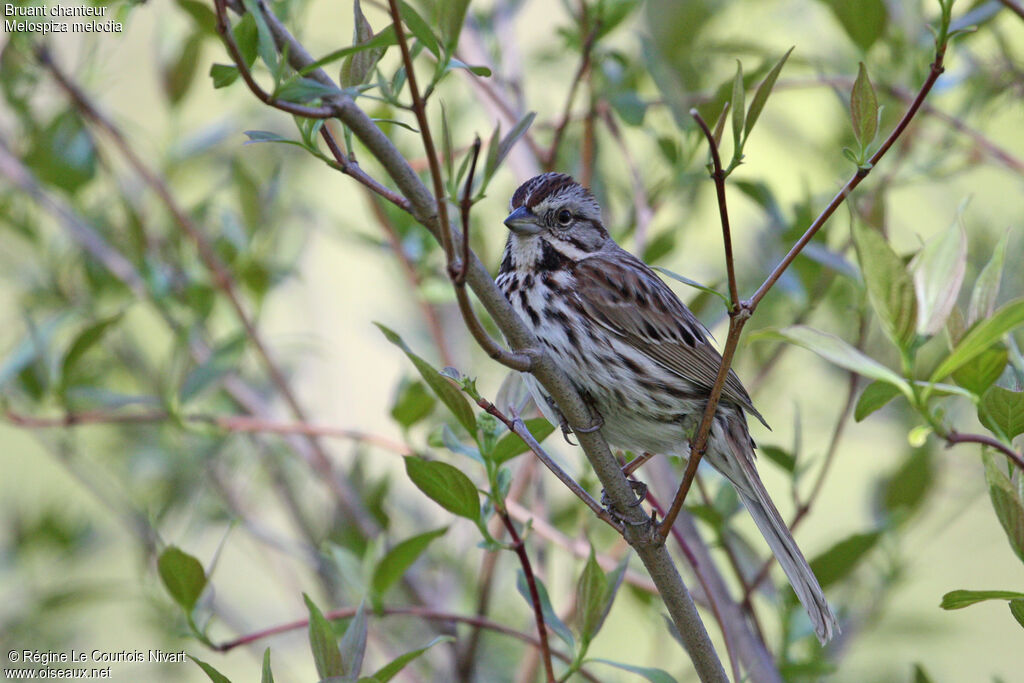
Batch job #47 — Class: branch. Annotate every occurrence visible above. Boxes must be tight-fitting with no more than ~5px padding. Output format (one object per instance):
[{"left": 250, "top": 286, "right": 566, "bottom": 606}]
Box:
[
  {"left": 945, "top": 430, "right": 1024, "bottom": 472},
  {"left": 227, "top": 3, "right": 728, "bottom": 678},
  {"left": 497, "top": 509, "right": 556, "bottom": 682},
  {"left": 545, "top": 23, "right": 599, "bottom": 170},
  {"left": 36, "top": 47, "right": 379, "bottom": 538},
  {"left": 749, "top": 42, "right": 949, "bottom": 309},
  {"left": 996, "top": 0, "right": 1024, "bottom": 21},
  {"left": 658, "top": 112, "right": 748, "bottom": 538},
  {"left": 211, "top": 605, "right": 602, "bottom": 682},
  {"left": 4, "top": 408, "right": 409, "bottom": 453}
]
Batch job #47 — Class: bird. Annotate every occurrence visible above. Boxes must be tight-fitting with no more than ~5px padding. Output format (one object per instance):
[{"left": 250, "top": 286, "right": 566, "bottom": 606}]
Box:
[{"left": 495, "top": 172, "right": 839, "bottom": 643}]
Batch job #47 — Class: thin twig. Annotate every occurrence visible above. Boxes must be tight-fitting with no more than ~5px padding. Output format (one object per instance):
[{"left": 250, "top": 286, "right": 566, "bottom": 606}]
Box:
[
  {"left": 320, "top": 125, "right": 413, "bottom": 211},
  {"left": 545, "top": 23, "right": 600, "bottom": 170},
  {"left": 211, "top": 605, "right": 602, "bottom": 682},
  {"left": 750, "top": 43, "right": 949, "bottom": 309},
  {"left": 945, "top": 431, "right": 1024, "bottom": 472},
  {"left": 4, "top": 408, "right": 408, "bottom": 452},
  {"left": 38, "top": 48, "right": 380, "bottom": 537},
  {"left": 658, "top": 112, "right": 747, "bottom": 539},
  {"left": 498, "top": 509, "right": 556, "bottom": 682}
]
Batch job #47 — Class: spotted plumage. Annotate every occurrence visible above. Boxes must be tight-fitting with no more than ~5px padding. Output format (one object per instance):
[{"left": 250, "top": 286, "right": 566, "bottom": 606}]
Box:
[{"left": 497, "top": 173, "right": 838, "bottom": 644}]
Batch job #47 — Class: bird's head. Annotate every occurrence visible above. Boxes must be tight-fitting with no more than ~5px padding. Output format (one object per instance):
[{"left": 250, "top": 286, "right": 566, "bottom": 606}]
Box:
[{"left": 502, "top": 174, "right": 610, "bottom": 267}]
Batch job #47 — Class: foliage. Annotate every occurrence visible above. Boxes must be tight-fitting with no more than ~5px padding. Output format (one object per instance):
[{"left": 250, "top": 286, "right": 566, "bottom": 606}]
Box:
[{"left": 1, "top": 0, "right": 1023, "bottom": 681}]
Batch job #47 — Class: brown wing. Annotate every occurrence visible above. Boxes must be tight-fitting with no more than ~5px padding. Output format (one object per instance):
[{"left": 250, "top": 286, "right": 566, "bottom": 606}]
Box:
[{"left": 573, "top": 247, "right": 767, "bottom": 427}]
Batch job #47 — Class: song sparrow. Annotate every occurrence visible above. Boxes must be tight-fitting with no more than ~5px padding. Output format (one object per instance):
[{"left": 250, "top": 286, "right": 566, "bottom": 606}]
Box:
[{"left": 497, "top": 172, "right": 838, "bottom": 643}]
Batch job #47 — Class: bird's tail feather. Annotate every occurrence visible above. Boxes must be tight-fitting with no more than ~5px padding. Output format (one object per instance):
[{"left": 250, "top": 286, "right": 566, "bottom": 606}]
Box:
[{"left": 710, "top": 413, "right": 839, "bottom": 644}]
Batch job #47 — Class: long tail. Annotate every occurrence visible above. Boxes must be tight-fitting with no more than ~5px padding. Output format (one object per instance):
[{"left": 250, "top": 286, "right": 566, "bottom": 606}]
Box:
[{"left": 710, "top": 413, "right": 839, "bottom": 644}]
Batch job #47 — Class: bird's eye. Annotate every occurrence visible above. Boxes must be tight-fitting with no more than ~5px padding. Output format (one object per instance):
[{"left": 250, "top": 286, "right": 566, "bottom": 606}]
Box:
[{"left": 556, "top": 209, "right": 573, "bottom": 226}]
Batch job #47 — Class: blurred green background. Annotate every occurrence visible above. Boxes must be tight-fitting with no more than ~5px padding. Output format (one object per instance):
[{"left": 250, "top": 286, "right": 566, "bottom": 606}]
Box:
[{"left": 1, "top": 0, "right": 1023, "bottom": 681}]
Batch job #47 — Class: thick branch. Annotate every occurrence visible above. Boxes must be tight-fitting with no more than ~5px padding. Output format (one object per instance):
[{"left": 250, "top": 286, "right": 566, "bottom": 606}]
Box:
[{"left": 945, "top": 431, "right": 1024, "bottom": 472}]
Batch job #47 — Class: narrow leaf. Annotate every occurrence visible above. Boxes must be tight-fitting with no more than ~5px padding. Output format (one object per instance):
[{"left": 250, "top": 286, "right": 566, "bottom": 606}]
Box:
[
  {"left": 493, "top": 112, "right": 536, "bottom": 175},
  {"left": 339, "top": 601, "right": 367, "bottom": 678},
  {"left": 341, "top": 0, "right": 386, "bottom": 87},
  {"left": 371, "top": 636, "right": 455, "bottom": 682},
  {"left": 808, "top": 530, "right": 882, "bottom": 589},
  {"left": 1009, "top": 600, "right": 1024, "bottom": 629},
  {"left": 819, "top": 0, "right": 887, "bottom": 51},
  {"left": 190, "top": 657, "right": 233, "bottom": 683},
  {"left": 852, "top": 221, "right": 917, "bottom": 350},
  {"left": 376, "top": 323, "right": 476, "bottom": 434},
  {"left": 910, "top": 216, "right": 967, "bottom": 336},
  {"left": 983, "top": 451, "right": 1024, "bottom": 563},
  {"left": 210, "top": 63, "right": 240, "bottom": 88},
  {"left": 930, "top": 298, "right": 1024, "bottom": 382},
  {"left": 590, "top": 659, "right": 678, "bottom": 683},
  {"left": 61, "top": 312, "right": 123, "bottom": 392},
  {"left": 939, "top": 589, "right": 1024, "bottom": 610},
  {"left": 754, "top": 326, "right": 911, "bottom": 394},
  {"left": 300, "top": 26, "right": 398, "bottom": 76},
  {"left": 516, "top": 571, "right": 574, "bottom": 651},
  {"left": 952, "top": 348, "right": 1008, "bottom": 396},
  {"left": 371, "top": 527, "right": 448, "bottom": 597},
  {"left": 744, "top": 46, "right": 794, "bottom": 139},
  {"left": 398, "top": 0, "right": 440, "bottom": 58},
  {"left": 404, "top": 457, "right": 480, "bottom": 521},
  {"left": 855, "top": 380, "right": 902, "bottom": 421},
  {"left": 850, "top": 62, "right": 878, "bottom": 148},
  {"left": 968, "top": 230, "right": 1009, "bottom": 326},
  {"left": 304, "top": 593, "right": 344, "bottom": 679},
  {"left": 491, "top": 418, "right": 556, "bottom": 465},
  {"left": 730, "top": 60, "right": 745, "bottom": 158},
  {"left": 261, "top": 649, "right": 274, "bottom": 683},
  {"left": 576, "top": 547, "right": 608, "bottom": 643},
  {"left": 157, "top": 546, "right": 207, "bottom": 611}
]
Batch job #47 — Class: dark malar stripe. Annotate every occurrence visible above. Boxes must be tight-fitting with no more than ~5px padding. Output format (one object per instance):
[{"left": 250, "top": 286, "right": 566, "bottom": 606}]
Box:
[{"left": 538, "top": 239, "right": 574, "bottom": 272}]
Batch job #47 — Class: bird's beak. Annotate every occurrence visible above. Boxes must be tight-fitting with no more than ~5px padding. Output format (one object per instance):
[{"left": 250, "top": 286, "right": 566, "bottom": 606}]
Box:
[{"left": 503, "top": 206, "right": 541, "bottom": 235}]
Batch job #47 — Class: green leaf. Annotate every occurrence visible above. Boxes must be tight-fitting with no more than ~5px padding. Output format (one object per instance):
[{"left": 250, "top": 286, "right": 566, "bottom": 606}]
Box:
[
  {"left": 516, "top": 571, "right": 574, "bottom": 652},
  {"left": 341, "top": 0, "right": 387, "bottom": 87},
  {"left": 590, "top": 659, "right": 678, "bottom": 683},
  {"left": 232, "top": 13, "right": 258, "bottom": 66},
  {"left": 371, "top": 527, "right": 447, "bottom": 597},
  {"left": 241, "top": 0, "right": 278, "bottom": 74},
  {"left": 730, "top": 60, "right": 745, "bottom": 159},
  {"left": 652, "top": 266, "right": 730, "bottom": 305},
  {"left": 852, "top": 221, "right": 917, "bottom": 350},
  {"left": 304, "top": 593, "right": 344, "bottom": 679},
  {"left": 25, "top": 111, "right": 97, "bottom": 193},
  {"left": 875, "top": 449, "right": 934, "bottom": 521},
  {"left": 438, "top": 0, "right": 471, "bottom": 50},
  {"left": 744, "top": 46, "right": 794, "bottom": 140},
  {"left": 163, "top": 32, "right": 203, "bottom": 104},
  {"left": 488, "top": 112, "right": 536, "bottom": 181},
  {"left": 180, "top": 334, "right": 246, "bottom": 402},
  {"left": 339, "top": 601, "right": 367, "bottom": 679},
  {"left": 210, "top": 63, "right": 240, "bottom": 88},
  {"left": 855, "top": 380, "right": 902, "bottom": 422},
  {"left": 817, "top": 0, "right": 887, "bottom": 51},
  {"left": 300, "top": 26, "right": 398, "bottom": 76},
  {"left": 758, "top": 444, "right": 796, "bottom": 473},
  {"left": 576, "top": 547, "right": 608, "bottom": 644},
  {"left": 176, "top": 0, "right": 218, "bottom": 36},
  {"left": 404, "top": 457, "right": 480, "bottom": 521},
  {"left": 1010, "top": 599, "right": 1024, "bottom": 629},
  {"left": 390, "top": 378, "right": 436, "bottom": 429},
  {"left": 979, "top": 386, "right": 1024, "bottom": 441},
  {"left": 60, "top": 312, "right": 123, "bottom": 394},
  {"left": 609, "top": 91, "right": 648, "bottom": 126},
  {"left": 850, "top": 62, "right": 879, "bottom": 149},
  {"left": 808, "top": 530, "right": 881, "bottom": 590},
  {"left": 910, "top": 216, "right": 967, "bottom": 336},
  {"left": 939, "top": 589, "right": 1024, "bottom": 610},
  {"left": 376, "top": 324, "right": 477, "bottom": 434},
  {"left": 371, "top": 636, "right": 455, "bottom": 682},
  {"left": 913, "top": 663, "right": 935, "bottom": 683},
  {"left": 398, "top": 0, "right": 440, "bottom": 58},
  {"left": 969, "top": 230, "right": 1009, "bottom": 326},
  {"left": 491, "top": 418, "right": 556, "bottom": 465},
  {"left": 261, "top": 649, "right": 274, "bottom": 683},
  {"left": 190, "top": 656, "right": 233, "bottom": 683},
  {"left": 953, "top": 348, "right": 1008, "bottom": 396},
  {"left": 930, "top": 298, "right": 1024, "bottom": 383},
  {"left": 983, "top": 451, "right": 1024, "bottom": 563},
  {"left": 275, "top": 77, "right": 344, "bottom": 103},
  {"left": 157, "top": 546, "right": 207, "bottom": 611},
  {"left": 754, "top": 326, "right": 910, "bottom": 394}
]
